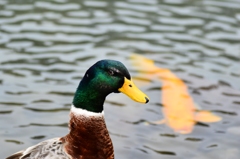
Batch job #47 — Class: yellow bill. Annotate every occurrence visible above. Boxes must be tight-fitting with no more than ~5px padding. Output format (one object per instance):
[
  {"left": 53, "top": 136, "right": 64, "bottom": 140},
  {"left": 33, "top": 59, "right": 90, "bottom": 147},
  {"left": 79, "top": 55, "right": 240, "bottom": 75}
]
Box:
[{"left": 118, "top": 77, "right": 149, "bottom": 104}]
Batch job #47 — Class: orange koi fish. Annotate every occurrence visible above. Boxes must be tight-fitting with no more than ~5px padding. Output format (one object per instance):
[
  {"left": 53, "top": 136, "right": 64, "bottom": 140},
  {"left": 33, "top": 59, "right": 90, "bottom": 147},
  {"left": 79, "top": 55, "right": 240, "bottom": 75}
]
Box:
[{"left": 130, "top": 54, "right": 221, "bottom": 134}]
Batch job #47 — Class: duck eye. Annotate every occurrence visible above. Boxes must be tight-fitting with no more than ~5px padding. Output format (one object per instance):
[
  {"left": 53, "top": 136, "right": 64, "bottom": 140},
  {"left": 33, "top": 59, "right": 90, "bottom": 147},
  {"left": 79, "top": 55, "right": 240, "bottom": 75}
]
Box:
[{"left": 108, "top": 69, "right": 115, "bottom": 76}]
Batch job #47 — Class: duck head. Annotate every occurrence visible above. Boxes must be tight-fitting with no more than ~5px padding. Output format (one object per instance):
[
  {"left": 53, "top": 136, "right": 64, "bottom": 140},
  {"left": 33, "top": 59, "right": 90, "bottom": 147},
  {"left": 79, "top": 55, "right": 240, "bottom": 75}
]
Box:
[{"left": 73, "top": 60, "right": 149, "bottom": 112}]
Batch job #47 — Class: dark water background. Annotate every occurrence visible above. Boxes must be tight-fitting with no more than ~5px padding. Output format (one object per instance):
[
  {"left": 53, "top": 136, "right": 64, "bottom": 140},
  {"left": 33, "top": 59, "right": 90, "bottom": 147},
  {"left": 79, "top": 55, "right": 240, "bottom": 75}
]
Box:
[{"left": 0, "top": 0, "right": 240, "bottom": 158}]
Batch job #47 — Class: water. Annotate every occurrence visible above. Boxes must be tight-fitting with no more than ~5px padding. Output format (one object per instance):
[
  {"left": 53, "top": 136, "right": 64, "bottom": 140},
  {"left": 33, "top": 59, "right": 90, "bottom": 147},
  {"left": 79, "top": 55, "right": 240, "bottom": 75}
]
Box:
[{"left": 0, "top": 0, "right": 240, "bottom": 158}]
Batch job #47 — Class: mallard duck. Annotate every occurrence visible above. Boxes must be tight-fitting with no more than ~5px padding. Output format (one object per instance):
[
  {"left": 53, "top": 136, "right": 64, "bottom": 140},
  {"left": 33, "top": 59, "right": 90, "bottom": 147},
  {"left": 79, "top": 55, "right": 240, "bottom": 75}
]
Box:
[{"left": 6, "top": 60, "right": 149, "bottom": 159}]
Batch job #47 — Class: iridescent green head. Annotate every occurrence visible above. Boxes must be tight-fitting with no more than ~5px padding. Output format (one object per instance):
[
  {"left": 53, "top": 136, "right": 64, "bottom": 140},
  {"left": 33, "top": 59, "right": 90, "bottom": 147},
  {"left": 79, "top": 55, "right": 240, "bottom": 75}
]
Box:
[{"left": 73, "top": 60, "right": 149, "bottom": 113}]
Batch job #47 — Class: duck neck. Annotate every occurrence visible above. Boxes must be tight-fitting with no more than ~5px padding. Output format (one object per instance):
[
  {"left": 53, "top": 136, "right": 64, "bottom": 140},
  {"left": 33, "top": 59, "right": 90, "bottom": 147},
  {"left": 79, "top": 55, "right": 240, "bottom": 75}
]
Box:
[
  {"left": 62, "top": 106, "right": 114, "bottom": 159},
  {"left": 72, "top": 76, "right": 109, "bottom": 113}
]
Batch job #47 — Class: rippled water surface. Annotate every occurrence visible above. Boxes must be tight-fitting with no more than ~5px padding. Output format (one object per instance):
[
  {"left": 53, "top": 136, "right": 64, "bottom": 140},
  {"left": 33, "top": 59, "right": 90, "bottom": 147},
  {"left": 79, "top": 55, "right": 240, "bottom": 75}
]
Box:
[{"left": 1, "top": 0, "right": 240, "bottom": 158}]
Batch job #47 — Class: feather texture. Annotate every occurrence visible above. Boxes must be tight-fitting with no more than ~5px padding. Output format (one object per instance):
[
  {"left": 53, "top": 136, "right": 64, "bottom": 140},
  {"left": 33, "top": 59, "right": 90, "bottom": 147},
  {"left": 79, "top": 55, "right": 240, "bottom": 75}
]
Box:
[{"left": 6, "top": 138, "right": 69, "bottom": 159}]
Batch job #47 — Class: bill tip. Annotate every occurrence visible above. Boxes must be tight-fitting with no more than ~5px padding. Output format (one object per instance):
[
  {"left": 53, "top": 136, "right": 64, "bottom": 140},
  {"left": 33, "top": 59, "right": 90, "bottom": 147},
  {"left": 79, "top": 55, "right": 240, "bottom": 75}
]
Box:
[{"left": 145, "top": 97, "right": 149, "bottom": 103}]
